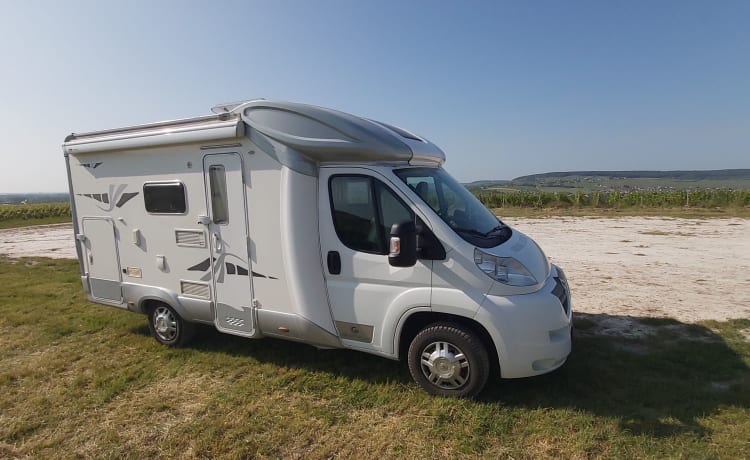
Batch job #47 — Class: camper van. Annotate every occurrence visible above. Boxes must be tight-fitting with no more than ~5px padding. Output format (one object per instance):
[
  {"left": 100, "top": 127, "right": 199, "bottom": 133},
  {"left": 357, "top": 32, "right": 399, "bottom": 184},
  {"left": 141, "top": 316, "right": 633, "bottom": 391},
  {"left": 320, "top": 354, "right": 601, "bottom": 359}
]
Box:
[{"left": 63, "top": 99, "right": 572, "bottom": 397}]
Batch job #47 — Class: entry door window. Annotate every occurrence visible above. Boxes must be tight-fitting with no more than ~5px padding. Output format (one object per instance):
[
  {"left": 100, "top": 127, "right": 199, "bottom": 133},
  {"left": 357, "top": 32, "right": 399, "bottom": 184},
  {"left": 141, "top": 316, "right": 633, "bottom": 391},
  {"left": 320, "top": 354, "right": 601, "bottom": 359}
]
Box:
[
  {"left": 329, "top": 175, "right": 414, "bottom": 254},
  {"left": 208, "top": 165, "right": 229, "bottom": 224}
]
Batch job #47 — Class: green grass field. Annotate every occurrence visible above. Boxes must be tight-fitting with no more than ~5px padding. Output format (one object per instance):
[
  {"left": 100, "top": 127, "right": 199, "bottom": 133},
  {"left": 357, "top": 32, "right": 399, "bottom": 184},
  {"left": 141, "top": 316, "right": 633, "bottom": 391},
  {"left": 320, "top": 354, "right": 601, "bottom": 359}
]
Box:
[{"left": 1, "top": 258, "right": 749, "bottom": 458}]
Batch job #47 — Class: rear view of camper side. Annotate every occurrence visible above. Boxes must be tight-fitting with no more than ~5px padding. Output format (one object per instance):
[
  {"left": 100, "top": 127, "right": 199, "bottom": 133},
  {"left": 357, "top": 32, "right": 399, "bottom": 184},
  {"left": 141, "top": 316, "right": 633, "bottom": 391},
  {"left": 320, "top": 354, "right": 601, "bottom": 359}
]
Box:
[{"left": 64, "top": 100, "right": 572, "bottom": 397}]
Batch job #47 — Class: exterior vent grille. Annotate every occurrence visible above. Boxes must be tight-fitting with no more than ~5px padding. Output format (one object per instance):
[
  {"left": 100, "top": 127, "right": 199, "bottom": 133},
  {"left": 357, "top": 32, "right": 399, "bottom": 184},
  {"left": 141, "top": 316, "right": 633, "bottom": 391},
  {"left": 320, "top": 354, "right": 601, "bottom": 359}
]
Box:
[
  {"left": 225, "top": 317, "right": 245, "bottom": 327},
  {"left": 180, "top": 281, "right": 210, "bottom": 299},
  {"left": 175, "top": 229, "right": 206, "bottom": 248}
]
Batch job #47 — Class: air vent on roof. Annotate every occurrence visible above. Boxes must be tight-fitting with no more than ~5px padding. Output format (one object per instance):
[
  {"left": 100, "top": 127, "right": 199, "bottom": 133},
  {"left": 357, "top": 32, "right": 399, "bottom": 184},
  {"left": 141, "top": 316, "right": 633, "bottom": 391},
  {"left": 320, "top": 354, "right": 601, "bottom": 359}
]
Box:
[{"left": 369, "top": 120, "right": 424, "bottom": 142}]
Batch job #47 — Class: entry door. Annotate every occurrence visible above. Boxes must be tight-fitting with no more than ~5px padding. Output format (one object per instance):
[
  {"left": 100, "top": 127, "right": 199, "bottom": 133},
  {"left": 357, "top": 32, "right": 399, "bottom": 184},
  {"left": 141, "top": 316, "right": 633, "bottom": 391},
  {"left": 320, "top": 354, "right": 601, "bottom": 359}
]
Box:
[
  {"left": 319, "top": 169, "right": 432, "bottom": 350},
  {"left": 203, "top": 153, "right": 255, "bottom": 337},
  {"left": 82, "top": 217, "right": 122, "bottom": 302}
]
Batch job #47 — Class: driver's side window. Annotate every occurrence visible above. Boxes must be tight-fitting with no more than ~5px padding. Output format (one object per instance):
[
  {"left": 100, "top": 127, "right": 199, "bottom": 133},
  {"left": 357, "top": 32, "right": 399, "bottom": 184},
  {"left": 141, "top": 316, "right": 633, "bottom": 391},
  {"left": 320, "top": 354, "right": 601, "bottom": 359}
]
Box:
[{"left": 330, "top": 175, "right": 414, "bottom": 254}]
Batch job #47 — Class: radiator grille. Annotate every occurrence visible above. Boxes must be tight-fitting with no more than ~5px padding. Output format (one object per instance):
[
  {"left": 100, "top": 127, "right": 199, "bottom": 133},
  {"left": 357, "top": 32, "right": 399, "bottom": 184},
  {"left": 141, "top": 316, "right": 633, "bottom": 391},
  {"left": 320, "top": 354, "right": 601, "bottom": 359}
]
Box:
[
  {"left": 180, "top": 281, "right": 210, "bottom": 299},
  {"left": 175, "top": 229, "right": 206, "bottom": 248},
  {"left": 552, "top": 269, "right": 570, "bottom": 315}
]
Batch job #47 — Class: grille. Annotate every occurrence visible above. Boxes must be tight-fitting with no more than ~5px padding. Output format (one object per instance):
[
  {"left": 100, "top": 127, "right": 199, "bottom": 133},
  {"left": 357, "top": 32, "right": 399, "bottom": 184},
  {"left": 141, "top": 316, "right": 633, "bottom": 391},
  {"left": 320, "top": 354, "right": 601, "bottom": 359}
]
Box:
[
  {"left": 180, "top": 281, "right": 210, "bottom": 299},
  {"left": 175, "top": 230, "right": 206, "bottom": 248},
  {"left": 551, "top": 271, "right": 570, "bottom": 315},
  {"left": 225, "top": 317, "right": 245, "bottom": 327}
]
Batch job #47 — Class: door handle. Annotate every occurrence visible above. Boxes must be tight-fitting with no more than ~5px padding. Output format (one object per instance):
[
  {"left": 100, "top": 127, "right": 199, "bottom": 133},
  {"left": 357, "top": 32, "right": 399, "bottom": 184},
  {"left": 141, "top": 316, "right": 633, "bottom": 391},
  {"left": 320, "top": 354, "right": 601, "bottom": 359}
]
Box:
[
  {"left": 327, "top": 251, "right": 341, "bottom": 275},
  {"left": 213, "top": 233, "right": 223, "bottom": 253}
]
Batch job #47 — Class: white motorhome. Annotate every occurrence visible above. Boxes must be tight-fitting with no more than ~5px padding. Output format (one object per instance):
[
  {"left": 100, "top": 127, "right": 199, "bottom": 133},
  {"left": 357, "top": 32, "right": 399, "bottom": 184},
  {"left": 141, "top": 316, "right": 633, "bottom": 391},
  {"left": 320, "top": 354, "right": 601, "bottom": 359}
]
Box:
[{"left": 63, "top": 100, "right": 572, "bottom": 397}]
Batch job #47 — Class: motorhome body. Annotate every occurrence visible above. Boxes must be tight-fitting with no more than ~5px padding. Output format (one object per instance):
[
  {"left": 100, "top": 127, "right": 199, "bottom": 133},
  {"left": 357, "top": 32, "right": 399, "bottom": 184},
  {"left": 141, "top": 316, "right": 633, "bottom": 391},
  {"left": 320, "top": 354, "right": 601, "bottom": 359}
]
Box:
[{"left": 63, "top": 100, "right": 572, "bottom": 397}]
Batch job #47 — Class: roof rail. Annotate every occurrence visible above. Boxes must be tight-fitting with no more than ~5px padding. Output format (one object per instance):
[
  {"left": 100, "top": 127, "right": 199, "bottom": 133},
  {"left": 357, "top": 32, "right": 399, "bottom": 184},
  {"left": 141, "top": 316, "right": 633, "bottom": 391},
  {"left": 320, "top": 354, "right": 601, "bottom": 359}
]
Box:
[{"left": 211, "top": 98, "right": 264, "bottom": 114}]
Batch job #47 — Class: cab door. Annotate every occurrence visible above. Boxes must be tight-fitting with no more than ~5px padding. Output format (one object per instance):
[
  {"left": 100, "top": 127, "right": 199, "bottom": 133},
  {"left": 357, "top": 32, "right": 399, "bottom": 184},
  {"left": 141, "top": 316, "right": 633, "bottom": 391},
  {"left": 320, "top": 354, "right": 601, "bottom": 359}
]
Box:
[{"left": 319, "top": 168, "right": 432, "bottom": 352}]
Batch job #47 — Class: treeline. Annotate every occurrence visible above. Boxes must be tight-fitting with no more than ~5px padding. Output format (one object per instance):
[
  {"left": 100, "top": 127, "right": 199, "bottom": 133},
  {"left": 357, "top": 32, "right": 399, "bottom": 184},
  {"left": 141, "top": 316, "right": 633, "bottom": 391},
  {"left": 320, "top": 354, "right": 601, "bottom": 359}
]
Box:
[
  {"left": 0, "top": 203, "right": 72, "bottom": 222},
  {"left": 474, "top": 189, "right": 750, "bottom": 209},
  {"left": 0, "top": 193, "right": 69, "bottom": 204}
]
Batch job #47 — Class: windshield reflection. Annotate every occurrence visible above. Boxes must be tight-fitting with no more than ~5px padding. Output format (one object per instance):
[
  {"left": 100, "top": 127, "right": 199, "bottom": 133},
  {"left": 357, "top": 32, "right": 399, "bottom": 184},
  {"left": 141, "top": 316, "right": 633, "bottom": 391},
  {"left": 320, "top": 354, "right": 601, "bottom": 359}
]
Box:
[{"left": 394, "top": 168, "right": 511, "bottom": 248}]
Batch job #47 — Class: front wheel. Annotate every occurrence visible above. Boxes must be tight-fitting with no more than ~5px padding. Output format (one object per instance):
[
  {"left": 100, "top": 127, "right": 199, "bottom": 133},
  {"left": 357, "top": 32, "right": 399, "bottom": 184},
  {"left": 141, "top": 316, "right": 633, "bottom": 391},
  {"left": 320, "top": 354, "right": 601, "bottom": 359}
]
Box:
[
  {"left": 407, "top": 322, "right": 490, "bottom": 398},
  {"left": 147, "top": 303, "right": 195, "bottom": 347}
]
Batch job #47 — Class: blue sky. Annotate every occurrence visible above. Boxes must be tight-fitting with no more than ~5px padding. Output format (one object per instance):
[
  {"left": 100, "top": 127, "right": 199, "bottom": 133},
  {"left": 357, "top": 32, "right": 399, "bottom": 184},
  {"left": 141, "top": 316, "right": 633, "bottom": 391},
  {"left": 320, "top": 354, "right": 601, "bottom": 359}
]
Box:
[{"left": 0, "top": 0, "right": 748, "bottom": 192}]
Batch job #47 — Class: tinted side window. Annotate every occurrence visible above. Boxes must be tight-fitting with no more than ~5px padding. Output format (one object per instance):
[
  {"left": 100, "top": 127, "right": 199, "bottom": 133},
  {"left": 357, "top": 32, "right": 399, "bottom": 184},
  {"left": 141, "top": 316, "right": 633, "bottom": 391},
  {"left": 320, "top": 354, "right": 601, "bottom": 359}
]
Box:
[
  {"left": 330, "top": 176, "right": 382, "bottom": 253},
  {"left": 330, "top": 175, "right": 414, "bottom": 254},
  {"left": 143, "top": 182, "right": 186, "bottom": 214},
  {"left": 378, "top": 184, "right": 413, "bottom": 241},
  {"left": 208, "top": 166, "right": 229, "bottom": 224}
]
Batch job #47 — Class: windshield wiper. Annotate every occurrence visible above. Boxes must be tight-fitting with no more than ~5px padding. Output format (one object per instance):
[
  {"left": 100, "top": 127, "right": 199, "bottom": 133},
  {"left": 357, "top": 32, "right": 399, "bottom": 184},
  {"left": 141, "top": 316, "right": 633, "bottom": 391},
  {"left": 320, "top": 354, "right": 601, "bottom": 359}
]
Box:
[
  {"left": 483, "top": 225, "right": 507, "bottom": 237},
  {"left": 452, "top": 226, "right": 488, "bottom": 237}
]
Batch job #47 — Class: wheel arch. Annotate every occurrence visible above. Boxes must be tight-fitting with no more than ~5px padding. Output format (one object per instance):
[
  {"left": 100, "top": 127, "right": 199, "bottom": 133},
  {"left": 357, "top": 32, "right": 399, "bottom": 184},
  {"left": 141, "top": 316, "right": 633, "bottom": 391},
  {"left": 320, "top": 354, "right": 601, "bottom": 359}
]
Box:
[
  {"left": 121, "top": 283, "right": 189, "bottom": 319},
  {"left": 396, "top": 311, "right": 500, "bottom": 376}
]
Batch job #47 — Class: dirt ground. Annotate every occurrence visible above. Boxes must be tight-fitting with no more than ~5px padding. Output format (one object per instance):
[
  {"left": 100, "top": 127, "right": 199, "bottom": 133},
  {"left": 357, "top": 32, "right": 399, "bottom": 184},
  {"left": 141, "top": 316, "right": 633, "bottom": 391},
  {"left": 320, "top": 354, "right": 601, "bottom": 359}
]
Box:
[
  {"left": 508, "top": 216, "right": 750, "bottom": 324},
  {"left": 1, "top": 218, "right": 748, "bottom": 324}
]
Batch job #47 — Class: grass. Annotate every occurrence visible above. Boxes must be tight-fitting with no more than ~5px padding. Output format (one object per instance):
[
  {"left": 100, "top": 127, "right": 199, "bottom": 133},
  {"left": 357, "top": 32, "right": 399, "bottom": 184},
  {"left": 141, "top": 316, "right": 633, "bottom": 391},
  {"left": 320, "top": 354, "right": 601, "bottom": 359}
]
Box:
[
  {"left": 1, "top": 258, "right": 749, "bottom": 458},
  {"left": 0, "top": 216, "right": 71, "bottom": 229}
]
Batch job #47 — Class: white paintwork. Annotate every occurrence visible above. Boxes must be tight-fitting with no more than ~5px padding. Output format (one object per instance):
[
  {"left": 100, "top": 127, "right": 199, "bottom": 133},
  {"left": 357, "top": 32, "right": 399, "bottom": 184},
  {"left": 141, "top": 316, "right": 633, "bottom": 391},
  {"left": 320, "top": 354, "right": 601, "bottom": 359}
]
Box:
[
  {"left": 280, "top": 167, "right": 337, "bottom": 334},
  {"left": 318, "top": 166, "right": 432, "bottom": 352},
  {"left": 63, "top": 99, "right": 572, "bottom": 383},
  {"left": 203, "top": 153, "right": 255, "bottom": 337},
  {"left": 81, "top": 217, "right": 122, "bottom": 302}
]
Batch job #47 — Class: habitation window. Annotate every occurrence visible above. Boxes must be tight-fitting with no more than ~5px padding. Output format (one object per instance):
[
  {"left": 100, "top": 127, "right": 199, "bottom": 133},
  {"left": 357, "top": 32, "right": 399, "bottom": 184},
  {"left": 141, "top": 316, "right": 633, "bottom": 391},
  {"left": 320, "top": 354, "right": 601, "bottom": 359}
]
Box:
[
  {"left": 329, "top": 175, "right": 414, "bottom": 254},
  {"left": 143, "top": 182, "right": 186, "bottom": 214}
]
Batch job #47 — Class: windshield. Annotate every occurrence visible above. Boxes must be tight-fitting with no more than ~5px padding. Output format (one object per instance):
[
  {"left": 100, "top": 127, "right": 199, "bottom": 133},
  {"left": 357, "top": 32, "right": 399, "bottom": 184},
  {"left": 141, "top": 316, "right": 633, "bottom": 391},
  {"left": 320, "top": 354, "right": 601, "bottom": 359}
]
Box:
[{"left": 395, "top": 167, "right": 511, "bottom": 248}]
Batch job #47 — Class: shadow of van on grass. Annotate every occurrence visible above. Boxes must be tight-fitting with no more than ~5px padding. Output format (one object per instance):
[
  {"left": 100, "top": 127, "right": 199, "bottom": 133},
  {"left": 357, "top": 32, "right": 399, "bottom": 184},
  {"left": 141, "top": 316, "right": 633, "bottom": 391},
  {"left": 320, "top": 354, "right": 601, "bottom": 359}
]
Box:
[
  {"left": 483, "top": 313, "right": 750, "bottom": 437},
  {"left": 131, "top": 312, "right": 750, "bottom": 437}
]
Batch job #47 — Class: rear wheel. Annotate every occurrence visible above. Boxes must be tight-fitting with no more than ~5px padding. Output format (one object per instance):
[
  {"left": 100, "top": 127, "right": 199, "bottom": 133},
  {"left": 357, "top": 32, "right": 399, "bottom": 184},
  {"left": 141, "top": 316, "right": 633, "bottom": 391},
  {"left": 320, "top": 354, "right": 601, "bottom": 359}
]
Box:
[
  {"left": 147, "top": 303, "right": 195, "bottom": 347},
  {"left": 407, "top": 322, "right": 490, "bottom": 398}
]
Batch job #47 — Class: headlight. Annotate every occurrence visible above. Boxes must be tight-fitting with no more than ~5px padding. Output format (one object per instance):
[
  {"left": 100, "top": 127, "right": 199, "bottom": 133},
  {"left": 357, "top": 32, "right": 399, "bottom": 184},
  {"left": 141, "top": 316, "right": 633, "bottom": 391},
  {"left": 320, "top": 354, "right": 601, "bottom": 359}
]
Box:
[{"left": 474, "top": 248, "right": 537, "bottom": 286}]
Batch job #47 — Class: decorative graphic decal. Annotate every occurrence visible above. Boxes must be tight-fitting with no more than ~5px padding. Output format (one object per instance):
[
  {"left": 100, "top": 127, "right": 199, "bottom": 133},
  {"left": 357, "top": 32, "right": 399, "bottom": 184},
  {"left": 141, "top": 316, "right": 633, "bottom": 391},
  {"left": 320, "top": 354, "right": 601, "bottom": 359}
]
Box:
[
  {"left": 77, "top": 184, "right": 139, "bottom": 211},
  {"left": 251, "top": 270, "right": 271, "bottom": 278},
  {"left": 187, "top": 256, "right": 276, "bottom": 283},
  {"left": 187, "top": 258, "right": 214, "bottom": 272},
  {"left": 115, "top": 192, "right": 139, "bottom": 208},
  {"left": 80, "top": 162, "right": 103, "bottom": 169}
]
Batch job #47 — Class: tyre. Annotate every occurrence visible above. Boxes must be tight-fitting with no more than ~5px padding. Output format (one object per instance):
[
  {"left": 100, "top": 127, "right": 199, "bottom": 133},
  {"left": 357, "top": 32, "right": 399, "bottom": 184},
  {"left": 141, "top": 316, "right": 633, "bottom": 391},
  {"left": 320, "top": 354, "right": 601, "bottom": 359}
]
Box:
[
  {"left": 407, "top": 322, "right": 490, "bottom": 398},
  {"left": 147, "top": 303, "right": 195, "bottom": 347}
]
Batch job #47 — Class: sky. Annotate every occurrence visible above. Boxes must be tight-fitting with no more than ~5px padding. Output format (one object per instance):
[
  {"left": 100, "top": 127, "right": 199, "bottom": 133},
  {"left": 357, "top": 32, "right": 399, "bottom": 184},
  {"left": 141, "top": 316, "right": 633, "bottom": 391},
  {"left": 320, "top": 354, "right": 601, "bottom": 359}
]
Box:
[{"left": 0, "top": 0, "right": 748, "bottom": 192}]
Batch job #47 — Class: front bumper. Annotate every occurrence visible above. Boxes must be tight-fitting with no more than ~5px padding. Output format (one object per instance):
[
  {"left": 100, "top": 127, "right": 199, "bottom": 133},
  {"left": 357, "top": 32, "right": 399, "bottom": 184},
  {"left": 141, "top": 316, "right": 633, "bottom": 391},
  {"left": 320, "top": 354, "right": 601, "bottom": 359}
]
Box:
[{"left": 475, "top": 265, "right": 572, "bottom": 378}]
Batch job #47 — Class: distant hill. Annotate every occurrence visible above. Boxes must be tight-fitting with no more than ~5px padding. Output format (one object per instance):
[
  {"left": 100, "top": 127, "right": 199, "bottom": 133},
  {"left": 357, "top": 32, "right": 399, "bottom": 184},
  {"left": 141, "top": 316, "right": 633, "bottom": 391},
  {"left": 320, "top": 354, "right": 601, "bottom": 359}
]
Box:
[
  {"left": 466, "top": 169, "right": 750, "bottom": 193},
  {"left": 464, "top": 179, "right": 512, "bottom": 188}
]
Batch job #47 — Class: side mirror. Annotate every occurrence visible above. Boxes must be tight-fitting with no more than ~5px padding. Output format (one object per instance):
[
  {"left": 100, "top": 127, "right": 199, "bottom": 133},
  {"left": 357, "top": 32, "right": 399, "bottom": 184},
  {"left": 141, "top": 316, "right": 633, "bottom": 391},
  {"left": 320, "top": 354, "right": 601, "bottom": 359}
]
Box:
[{"left": 389, "top": 221, "right": 417, "bottom": 267}]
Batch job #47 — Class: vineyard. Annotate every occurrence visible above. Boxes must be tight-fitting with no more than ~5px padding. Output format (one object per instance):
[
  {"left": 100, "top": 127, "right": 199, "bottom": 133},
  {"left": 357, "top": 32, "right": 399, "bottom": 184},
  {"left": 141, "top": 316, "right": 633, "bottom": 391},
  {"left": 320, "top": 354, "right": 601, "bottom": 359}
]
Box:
[
  {"left": 1, "top": 189, "right": 749, "bottom": 227},
  {"left": 475, "top": 189, "right": 750, "bottom": 210},
  {"left": 0, "top": 203, "right": 72, "bottom": 228}
]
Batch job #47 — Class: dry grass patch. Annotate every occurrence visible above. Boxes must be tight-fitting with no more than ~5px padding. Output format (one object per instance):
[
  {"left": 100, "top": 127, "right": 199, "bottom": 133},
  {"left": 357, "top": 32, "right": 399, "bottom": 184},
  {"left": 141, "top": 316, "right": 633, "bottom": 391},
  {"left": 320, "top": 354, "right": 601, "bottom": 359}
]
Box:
[{"left": 1, "top": 258, "right": 750, "bottom": 458}]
